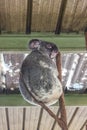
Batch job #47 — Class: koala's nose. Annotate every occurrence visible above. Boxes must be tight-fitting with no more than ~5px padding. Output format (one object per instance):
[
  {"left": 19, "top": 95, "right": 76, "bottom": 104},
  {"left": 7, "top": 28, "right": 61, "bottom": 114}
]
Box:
[{"left": 50, "top": 51, "right": 58, "bottom": 58}]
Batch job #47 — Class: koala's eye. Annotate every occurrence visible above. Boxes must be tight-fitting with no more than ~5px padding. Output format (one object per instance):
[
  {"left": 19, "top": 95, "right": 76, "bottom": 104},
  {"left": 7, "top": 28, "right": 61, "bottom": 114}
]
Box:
[{"left": 46, "top": 44, "right": 52, "bottom": 49}]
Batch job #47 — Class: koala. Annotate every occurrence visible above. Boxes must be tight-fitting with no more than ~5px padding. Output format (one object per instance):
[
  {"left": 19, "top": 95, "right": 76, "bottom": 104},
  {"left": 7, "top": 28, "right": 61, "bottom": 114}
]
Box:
[{"left": 19, "top": 39, "right": 63, "bottom": 106}]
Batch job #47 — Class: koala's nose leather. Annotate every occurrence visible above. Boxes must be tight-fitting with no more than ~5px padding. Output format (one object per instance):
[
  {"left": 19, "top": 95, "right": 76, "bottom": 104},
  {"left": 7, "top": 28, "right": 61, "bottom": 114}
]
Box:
[{"left": 51, "top": 51, "right": 58, "bottom": 58}]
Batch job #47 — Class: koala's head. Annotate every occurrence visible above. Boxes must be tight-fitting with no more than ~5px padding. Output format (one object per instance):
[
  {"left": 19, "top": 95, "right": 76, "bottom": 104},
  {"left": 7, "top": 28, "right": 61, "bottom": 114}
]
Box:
[{"left": 29, "top": 39, "right": 59, "bottom": 59}]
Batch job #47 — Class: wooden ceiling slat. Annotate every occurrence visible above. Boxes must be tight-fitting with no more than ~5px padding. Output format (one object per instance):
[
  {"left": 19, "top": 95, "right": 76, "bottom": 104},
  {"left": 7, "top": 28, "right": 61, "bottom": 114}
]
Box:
[
  {"left": 5, "top": 108, "right": 10, "bottom": 130},
  {"left": 0, "top": 109, "right": 4, "bottom": 130},
  {"left": 22, "top": 108, "right": 26, "bottom": 130},
  {"left": 18, "top": 108, "right": 24, "bottom": 130},
  {"left": 7, "top": 108, "right": 14, "bottom": 130},
  {"left": 68, "top": 107, "right": 79, "bottom": 127},
  {"left": 39, "top": 108, "right": 48, "bottom": 130},
  {"left": 13, "top": 108, "right": 19, "bottom": 130},
  {"left": 24, "top": 107, "right": 31, "bottom": 130},
  {"left": 0, "top": 108, "right": 8, "bottom": 130},
  {"left": 44, "top": 107, "right": 56, "bottom": 130},
  {"left": 80, "top": 120, "right": 87, "bottom": 130},
  {"left": 75, "top": 107, "right": 87, "bottom": 130},
  {"left": 37, "top": 107, "right": 43, "bottom": 130},
  {"left": 33, "top": 107, "right": 41, "bottom": 130},
  {"left": 55, "top": 0, "right": 68, "bottom": 34},
  {"left": 26, "top": 0, "right": 33, "bottom": 34},
  {"left": 0, "top": 107, "right": 87, "bottom": 130},
  {"left": 69, "top": 107, "right": 85, "bottom": 130},
  {"left": 51, "top": 107, "right": 60, "bottom": 130},
  {"left": 30, "top": 107, "right": 38, "bottom": 130},
  {"left": 1, "top": 0, "right": 87, "bottom": 33},
  {"left": 67, "top": 107, "right": 76, "bottom": 125}
]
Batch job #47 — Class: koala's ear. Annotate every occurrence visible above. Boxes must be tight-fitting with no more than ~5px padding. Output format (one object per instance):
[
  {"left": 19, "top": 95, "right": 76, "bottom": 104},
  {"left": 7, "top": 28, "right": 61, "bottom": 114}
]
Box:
[{"left": 29, "top": 39, "right": 41, "bottom": 50}]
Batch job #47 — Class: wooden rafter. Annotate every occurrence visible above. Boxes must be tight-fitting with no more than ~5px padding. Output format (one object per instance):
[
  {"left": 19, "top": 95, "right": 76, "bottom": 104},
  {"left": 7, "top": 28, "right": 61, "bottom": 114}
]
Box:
[
  {"left": 22, "top": 108, "right": 26, "bottom": 130},
  {"left": 55, "top": 0, "right": 67, "bottom": 34},
  {"left": 80, "top": 120, "right": 87, "bottom": 130},
  {"left": 51, "top": 108, "right": 60, "bottom": 130},
  {"left": 5, "top": 108, "right": 10, "bottom": 130},
  {"left": 37, "top": 107, "right": 43, "bottom": 130},
  {"left": 26, "top": 0, "right": 33, "bottom": 34},
  {"left": 68, "top": 107, "right": 79, "bottom": 128},
  {"left": 68, "top": 0, "right": 79, "bottom": 31}
]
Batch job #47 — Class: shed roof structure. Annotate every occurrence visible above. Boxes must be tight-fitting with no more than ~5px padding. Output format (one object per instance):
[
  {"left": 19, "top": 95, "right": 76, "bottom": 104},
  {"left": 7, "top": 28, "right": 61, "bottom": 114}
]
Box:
[
  {"left": 0, "top": 106, "right": 87, "bottom": 130},
  {"left": 0, "top": 0, "right": 87, "bottom": 33}
]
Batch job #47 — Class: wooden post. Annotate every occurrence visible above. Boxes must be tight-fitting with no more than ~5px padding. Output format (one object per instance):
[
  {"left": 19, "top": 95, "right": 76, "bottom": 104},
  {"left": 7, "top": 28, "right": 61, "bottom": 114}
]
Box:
[
  {"left": 55, "top": 0, "right": 67, "bottom": 34},
  {"left": 56, "top": 52, "right": 68, "bottom": 130},
  {"left": 26, "top": 0, "right": 33, "bottom": 34},
  {"left": 84, "top": 27, "right": 87, "bottom": 50}
]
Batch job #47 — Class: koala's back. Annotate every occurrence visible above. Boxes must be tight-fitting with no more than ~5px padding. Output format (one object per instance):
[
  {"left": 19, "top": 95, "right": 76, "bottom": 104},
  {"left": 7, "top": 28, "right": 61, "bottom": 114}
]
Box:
[{"left": 19, "top": 50, "right": 62, "bottom": 105}]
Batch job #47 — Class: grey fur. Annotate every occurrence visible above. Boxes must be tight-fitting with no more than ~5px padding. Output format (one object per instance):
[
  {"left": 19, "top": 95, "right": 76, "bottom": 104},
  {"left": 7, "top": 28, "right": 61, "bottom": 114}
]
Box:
[{"left": 19, "top": 39, "right": 62, "bottom": 106}]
